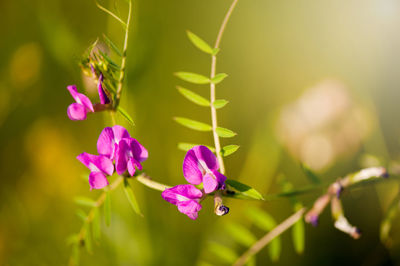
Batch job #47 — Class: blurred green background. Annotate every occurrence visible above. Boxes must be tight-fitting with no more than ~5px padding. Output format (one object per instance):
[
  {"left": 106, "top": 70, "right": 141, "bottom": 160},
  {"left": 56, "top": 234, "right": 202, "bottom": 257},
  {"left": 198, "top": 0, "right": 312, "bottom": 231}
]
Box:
[{"left": 2, "top": 0, "right": 400, "bottom": 265}]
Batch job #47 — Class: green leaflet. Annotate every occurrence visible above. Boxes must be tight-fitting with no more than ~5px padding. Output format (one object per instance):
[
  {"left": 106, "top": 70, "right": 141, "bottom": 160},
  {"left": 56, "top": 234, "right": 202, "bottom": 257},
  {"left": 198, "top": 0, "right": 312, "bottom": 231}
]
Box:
[
  {"left": 74, "top": 196, "right": 97, "bottom": 208},
  {"left": 178, "top": 142, "right": 215, "bottom": 152},
  {"left": 76, "top": 209, "right": 87, "bottom": 221},
  {"left": 225, "top": 222, "right": 257, "bottom": 247},
  {"left": 221, "top": 145, "right": 239, "bottom": 157},
  {"left": 177, "top": 86, "right": 210, "bottom": 106},
  {"left": 211, "top": 73, "right": 228, "bottom": 84},
  {"left": 380, "top": 196, "right": 400, "bottom": 244},
  {"left": 216, "top": 127, "right": 236, "bottom": 138},
  {"left": 246, "top": 207, "right": 276, "bottom": 231},
  {"left": 66, "top": 234, "right": 80, "bottom": 246},
  {"left": 300, "top": 163, "right": 321, "bottom": 184},
  {"left": 246, "top": 207, "right": 281, "bottom": 262},
  {"left": 117, "top": 106, "right": 135, "bottom": 126},
  {"left": 84, "top": 222, "right": 93, "bottom": 253},
  {"left": 174, "top": 117, "right": 212, "bottom": 131},
  {"left": 186, "top": 30, "right": 214, "bottom": 54},
  {"left": 123, "top": 178, "right": 143, "bottom": 216},
  {"left": 213, "top": 99, "right": 229, "bottom": 109},
  {"left": 103, "top": 34, "right": 122, "bottom": 56},
  {"left": 225, "top": 179, "right": 264, "bottom": 200},
  {"left": 92, "top": 208, "right": 101, "bottom": 242},
  {"left": 71, "top": 244, "right": 80, "bottom": 266},
  {"left": 247, "top": 257, "right": 256, "bottom": 266},
  {"left": 269, "top": 237, "right": 281, "bottom": 262},
  {"left": 104, "top": 190, "right": 111, "bottom": 226},
  {"left": 207, "top": 242, "right": 237, "bottom": 264},
  {"left": 98, "top": 50, "right": 121, "bottom": 70},
  {"left": 175, "top": 72, "right": 210, "bottom": 84},
  {"left": 292, "top": 218, "right": 305, "bottom": 254}
]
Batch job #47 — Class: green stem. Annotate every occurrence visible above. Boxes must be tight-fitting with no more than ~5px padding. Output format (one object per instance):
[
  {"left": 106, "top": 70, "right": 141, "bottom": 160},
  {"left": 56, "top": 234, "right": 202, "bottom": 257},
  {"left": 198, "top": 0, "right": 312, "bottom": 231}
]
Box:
[
  {"left": 136, "top": 174, "right": 171, "bottom": 191},
  {"left": 209, "top": 0, "right": 239, "bottom": 175},
  {"left": 115, "top": 0, "right": 133, "bottom": 107}
]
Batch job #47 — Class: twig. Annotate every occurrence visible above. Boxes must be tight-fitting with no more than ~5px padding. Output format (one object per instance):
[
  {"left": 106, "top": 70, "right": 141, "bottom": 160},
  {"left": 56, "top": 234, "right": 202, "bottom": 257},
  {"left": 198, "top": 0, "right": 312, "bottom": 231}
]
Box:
[
  {"left": 210, "top": 0, "right": 239, "bottom": 175},
  {"left": 233, "top": 208, "right": 306, "bottom": 266},
  {"left": 136, "top": 174, "right": 171, "bottom": 191},
  {"left": 115, "top": 0, "right": 133, "bottom": 106}
]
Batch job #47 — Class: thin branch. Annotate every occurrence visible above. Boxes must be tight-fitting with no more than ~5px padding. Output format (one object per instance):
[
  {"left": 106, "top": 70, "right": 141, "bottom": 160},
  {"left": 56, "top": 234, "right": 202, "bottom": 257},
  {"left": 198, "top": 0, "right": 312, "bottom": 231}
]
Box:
[
  {"left": 209, "top": 0, "right": 239, "bottom": 175},
  {"left": 233, "top": 208, "right": 306, "bottom": 266},
  {"left": 136, "top": 174, "right": 171, "bottom": 191},
  {"left": 95, "top": 1, "right": 127, "bottom": 28},
  {"left": 115, "top": 0, "right": 133, "bottom": 106}
]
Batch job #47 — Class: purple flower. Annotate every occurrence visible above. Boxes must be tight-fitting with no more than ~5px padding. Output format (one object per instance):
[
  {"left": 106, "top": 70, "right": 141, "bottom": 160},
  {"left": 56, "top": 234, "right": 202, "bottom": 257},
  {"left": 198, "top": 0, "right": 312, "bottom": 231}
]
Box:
[
  {"left": 77, "top": 152, "right": 114, "bottom": 190},
  {"left": 183, "top": 145, "right": 226, "bottom": 193},
  {"left": 97, "top": 125, "right": 148, "bottom": 176},
  {"left": 67, "top": 85, "right": 94, "bottom": 120},
  {"left": 162, "top": 184, "right": 203, "bottom": 220},
  {"left": 115, "top": 138, "right": 148, "bottom": 176},
  {"left": 98, "top": 74, "right": 110, "bottom": 105},
  {"left": 97, "top": 125, "right": 131, "bottom": 160}
]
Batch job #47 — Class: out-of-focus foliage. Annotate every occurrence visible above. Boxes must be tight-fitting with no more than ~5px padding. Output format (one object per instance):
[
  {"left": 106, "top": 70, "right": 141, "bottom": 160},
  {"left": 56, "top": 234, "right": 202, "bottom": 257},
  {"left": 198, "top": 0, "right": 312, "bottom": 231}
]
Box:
[{"left": 1, "top": 0, "right": 400, "bottom": 265}]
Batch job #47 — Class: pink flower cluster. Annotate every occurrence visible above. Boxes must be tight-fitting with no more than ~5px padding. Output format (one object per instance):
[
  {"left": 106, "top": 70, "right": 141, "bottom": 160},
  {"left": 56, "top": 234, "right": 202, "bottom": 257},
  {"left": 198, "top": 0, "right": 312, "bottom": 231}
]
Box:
[
  {"left": 162, "top": 145, "right": 227, "bottom": 220},
  {"left": 77, "top": 125, "right": 148, "bottom": 189}
]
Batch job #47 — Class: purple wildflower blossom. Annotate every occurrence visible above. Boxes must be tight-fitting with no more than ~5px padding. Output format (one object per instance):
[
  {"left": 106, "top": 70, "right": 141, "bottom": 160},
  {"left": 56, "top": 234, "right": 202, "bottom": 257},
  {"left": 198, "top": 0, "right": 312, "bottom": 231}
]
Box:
[
  {"left": 115, "top": 138, "right": 148, "bottom": 176},
  {"left": 162, "top": 184, "right": 203, "bottom": 220},
  {"left": 97, "top": 125, "right": 148, "bottom": 176},
  {"left": 67, "top": 85, "right": 94, "bottom": 120},
  {"left": 77, "top": 152, "right": 114, "bottom": 190},
  {"left": 97, "top": 125, "right": 131, "bottom": 160},
  {"left": 183, "top": 145, "right": 226, "bottom": 193}
]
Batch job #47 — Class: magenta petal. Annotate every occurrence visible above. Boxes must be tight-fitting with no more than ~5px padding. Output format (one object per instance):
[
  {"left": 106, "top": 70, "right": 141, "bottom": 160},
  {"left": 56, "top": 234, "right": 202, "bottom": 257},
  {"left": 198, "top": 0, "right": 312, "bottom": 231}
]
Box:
[
  {"left": 128, "top": 138, "right": 148, "bottom": 162},
  {"left": 115, "top": 140, "right": 128, "bottom": 175},
  {"left": 94, "top": 155, "right": 114, "bottom": 176},
  {"left": 77, "top": 152, "right": 96, "bottom": 171},
  {"left": 212, "top": 170, "right": 227, "bottom": 190},
  {"left": 183, "top": 150, "right": 203, "bottom": 185},
  {"left": 97, "top": 127, "right": 115, "bottom": 158},
  {"left": 67, "top": 103, "right": 87, "bottom": 120},
  {"left": 193, "top": 145, "right": 219, "bottom": 171},
  {"left": 203, "top": 173, "right": 219, "bottom": 194},
  {"left": 177, "top": 200, "right": 202, "bottom": 220},
  {"left": 98, "top": 75, "right": 110, "bottom": 104},
  {"left": 67, "top": 85, "right": 79, "bottom": 99},
  {"left": 67, "top": 85, "right": 94, "bottom": 112},
  {"left": 77, "top": 93, "right": 95, "bottom": 112},
  {"left": 88, "top": 172, "right": 109, "bottom": 190},
  {"left": 77, "top": 153, "right": 114, "bottom": 175},
  {"left": 161, "top": 184, "right": 203, "bottom": 205},
  {"left": 127, "top": 157, "right": 140, "bottom": 176},
  {"left": 112, "top": 125, "right": 131, "bottom": 143}
]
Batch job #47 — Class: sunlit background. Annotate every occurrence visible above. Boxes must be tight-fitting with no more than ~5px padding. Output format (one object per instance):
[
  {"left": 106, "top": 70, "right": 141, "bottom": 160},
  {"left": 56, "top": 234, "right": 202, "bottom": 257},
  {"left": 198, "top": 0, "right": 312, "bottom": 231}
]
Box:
[{"left": 2, "top": 0, "right": 400, "bottom": 265}]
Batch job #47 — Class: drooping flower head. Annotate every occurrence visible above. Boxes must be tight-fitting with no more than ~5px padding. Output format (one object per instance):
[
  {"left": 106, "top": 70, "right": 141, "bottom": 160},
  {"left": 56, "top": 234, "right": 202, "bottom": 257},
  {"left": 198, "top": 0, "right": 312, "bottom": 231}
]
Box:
[
  {"left": 97, "top": 125, "right": 148, "bottom": 176},
  {"left": 183, "top": 145, "right": 226, "bottom": 193},
  {"left": 77, "top": 152, "right": 114, "bottom": 190},
  {"left": 162, "top": 184, "right": 203, "bottom": 220},
  {"left": 67, "top": 85, "right": 94, "bottom": 120}
]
